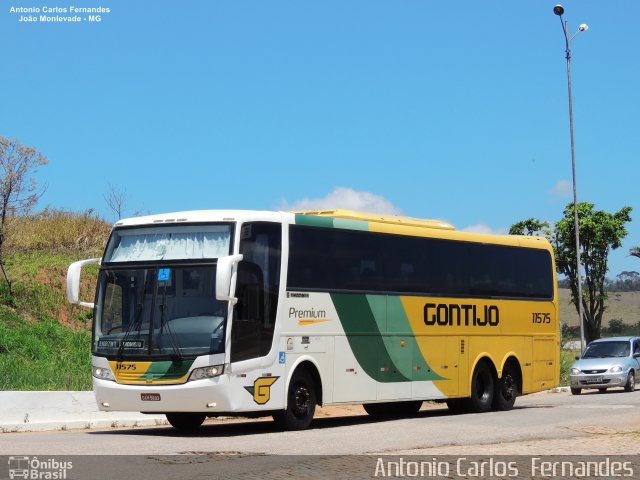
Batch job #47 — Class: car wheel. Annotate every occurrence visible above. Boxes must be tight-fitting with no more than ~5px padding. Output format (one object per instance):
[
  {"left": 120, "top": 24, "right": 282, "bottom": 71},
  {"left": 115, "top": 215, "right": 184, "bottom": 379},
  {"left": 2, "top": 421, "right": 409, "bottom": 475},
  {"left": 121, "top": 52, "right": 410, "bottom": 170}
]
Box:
[
  {"left": 570, "top": 387, "right": 581, "bottom": 395},
  {"left": 273, "top": 369, "right": 316, "bottom": 430},
  {"left": 165, "top": 413, "right": 206, "bottom": 432},
  {"left": 468, "top": 361, "right": 494, "bottom": 413},
  {"left": 492, "top": 365, "right": 518, "bottom": 411},
  {"left": 624, "top": 371, "right": 635, "bottom": 392}
]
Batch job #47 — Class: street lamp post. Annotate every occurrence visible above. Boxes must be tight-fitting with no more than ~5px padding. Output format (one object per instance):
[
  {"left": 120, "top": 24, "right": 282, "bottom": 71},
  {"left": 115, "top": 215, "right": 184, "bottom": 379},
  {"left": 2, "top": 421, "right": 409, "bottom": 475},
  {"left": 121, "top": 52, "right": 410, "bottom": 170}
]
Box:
[{"left": 553, "top": 4, "right": 588, "bottom": 352}]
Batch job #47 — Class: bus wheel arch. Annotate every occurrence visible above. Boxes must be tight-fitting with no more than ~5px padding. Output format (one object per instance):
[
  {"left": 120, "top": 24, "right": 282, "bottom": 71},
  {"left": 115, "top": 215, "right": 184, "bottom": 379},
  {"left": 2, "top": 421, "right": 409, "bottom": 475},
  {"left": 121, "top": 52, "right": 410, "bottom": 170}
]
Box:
[
  {"left": 492, "top": 356, "right": 521, "bottom": 411},
  {"left": 287, "top": 359, "right": 323, "bottom": 406},
  {"left": 273, "top": 361, "right": 322, "bottom": 430}
]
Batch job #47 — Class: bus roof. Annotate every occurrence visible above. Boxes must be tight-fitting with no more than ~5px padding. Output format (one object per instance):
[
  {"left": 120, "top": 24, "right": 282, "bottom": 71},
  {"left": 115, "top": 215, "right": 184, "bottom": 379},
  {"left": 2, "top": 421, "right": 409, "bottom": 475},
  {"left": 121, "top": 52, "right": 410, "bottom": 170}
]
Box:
[{"left": 293, "top": 209, "right": 455, "bottom": 231}]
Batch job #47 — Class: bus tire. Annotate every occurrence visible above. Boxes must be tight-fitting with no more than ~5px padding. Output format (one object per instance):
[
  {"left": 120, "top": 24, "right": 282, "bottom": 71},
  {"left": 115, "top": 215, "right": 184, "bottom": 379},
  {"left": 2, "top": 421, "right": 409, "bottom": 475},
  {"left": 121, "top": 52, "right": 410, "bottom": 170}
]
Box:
[
  {"left": 468, "top": 361, "right": 494, "bottom": 413},
  {"left": 492, "top": 365, "right": 518, "bottom": 411},
  {"left": 165, "top": 413, "right": 206, "bottom": 432},
  {"left": 273, "top": 369, "right": 316, "bottom": 430},
  {"left": 363, "top": 401, "right": 422, "bottom": 418}
]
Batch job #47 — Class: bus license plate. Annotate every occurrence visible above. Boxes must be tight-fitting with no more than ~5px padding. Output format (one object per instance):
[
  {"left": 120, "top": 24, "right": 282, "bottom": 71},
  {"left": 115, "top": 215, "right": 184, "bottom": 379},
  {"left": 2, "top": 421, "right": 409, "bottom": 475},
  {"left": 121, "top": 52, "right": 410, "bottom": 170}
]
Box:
[{"left": 141, "top": 393, "right": 161, "bottom": 401}]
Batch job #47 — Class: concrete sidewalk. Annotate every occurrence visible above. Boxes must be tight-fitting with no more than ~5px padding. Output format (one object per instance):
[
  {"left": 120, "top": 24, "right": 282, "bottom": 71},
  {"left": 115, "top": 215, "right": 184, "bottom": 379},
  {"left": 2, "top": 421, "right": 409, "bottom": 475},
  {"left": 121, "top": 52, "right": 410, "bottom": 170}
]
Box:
[{"left": 0, "top": 391, "right": 168, "bottom": 433}]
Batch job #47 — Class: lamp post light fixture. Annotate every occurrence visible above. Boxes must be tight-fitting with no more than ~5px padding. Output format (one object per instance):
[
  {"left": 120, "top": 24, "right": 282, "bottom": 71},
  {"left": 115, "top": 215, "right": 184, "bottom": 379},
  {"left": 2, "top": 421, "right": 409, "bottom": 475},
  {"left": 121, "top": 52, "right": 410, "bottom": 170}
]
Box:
[{"left": 553, "top": 4, "right": 588, "bottom": 352}]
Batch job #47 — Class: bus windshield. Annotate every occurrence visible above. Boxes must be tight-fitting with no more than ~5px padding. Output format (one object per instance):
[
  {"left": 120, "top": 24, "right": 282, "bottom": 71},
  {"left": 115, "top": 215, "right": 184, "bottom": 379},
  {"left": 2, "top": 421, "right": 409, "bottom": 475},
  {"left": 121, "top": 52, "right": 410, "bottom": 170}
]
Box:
[
  {"left": 94, "top": 223, "right": 234, "bottom": 358},
  {"left": 94, "top": 265, "right": 227, "bottom": 358}
]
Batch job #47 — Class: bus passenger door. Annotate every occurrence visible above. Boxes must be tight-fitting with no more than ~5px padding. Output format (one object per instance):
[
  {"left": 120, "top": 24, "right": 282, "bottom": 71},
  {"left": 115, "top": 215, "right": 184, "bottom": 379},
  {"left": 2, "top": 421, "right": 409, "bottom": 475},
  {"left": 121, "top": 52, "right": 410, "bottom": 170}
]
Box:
[{"left": 230, "top": 223, "right": 281, "bottom": 364}]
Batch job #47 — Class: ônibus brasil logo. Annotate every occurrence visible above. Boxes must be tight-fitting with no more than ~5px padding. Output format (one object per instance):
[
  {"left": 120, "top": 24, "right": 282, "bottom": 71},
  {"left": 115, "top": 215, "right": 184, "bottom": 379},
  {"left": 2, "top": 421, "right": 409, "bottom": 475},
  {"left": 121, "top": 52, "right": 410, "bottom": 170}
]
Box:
[{"left": 8, "top": 456, "right": 73, "bottom": 479}]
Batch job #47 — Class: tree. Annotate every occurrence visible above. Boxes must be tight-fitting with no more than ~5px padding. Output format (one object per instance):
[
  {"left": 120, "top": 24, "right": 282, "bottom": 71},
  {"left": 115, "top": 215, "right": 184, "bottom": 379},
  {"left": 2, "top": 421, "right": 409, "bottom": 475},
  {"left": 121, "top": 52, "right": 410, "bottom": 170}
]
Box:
[
  {"left": 0, "top": 136, "right": 48, "bottom": 295},
  {"left": 104, "top": 182, "right": 127, "bottom": 220},
  {"left": 508, "top": 218, "right": 550, "bottom": 236},
  {"left": 631, "top": 247, "right": 640, "bottom": 260},
  {"left": 511, "top": 202, "right": 632, "bottom": 344}
]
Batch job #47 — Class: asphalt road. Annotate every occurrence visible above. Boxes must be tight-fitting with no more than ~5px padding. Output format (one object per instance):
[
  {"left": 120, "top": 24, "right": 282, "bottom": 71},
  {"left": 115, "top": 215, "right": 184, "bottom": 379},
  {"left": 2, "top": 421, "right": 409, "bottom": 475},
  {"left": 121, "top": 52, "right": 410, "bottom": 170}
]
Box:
[{"left": 1, "top": 388, "right": 639, "bottom": 457}]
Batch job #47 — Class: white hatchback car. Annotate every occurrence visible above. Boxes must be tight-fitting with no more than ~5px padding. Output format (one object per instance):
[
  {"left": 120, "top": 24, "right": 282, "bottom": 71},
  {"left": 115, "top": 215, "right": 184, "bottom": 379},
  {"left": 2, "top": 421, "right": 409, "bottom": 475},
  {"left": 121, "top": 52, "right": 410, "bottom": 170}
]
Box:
[{"left": 570, "top": 336, "right": 640, "bottom": 395}]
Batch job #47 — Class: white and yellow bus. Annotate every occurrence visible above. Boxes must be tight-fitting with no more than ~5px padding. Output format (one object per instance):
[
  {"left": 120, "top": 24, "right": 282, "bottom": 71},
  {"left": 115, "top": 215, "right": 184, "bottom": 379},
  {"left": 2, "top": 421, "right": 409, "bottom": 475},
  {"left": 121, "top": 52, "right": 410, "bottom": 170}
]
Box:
[{"left": 67, "top": 209, "right": 559, "bottom": 431}]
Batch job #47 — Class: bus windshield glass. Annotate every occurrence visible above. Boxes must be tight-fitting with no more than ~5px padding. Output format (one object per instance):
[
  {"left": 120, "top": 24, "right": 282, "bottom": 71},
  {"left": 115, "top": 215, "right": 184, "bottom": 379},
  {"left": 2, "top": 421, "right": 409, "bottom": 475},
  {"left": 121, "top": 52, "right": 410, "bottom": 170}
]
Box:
[
  {"left": 103, "top": 224, "right": 232, "bottom": 263},
  {"left": 95, "top": 223, "right": 233, "bottom": 358},
  {"left": 94, "top": 265, "right": 227, "bottom": 358}
]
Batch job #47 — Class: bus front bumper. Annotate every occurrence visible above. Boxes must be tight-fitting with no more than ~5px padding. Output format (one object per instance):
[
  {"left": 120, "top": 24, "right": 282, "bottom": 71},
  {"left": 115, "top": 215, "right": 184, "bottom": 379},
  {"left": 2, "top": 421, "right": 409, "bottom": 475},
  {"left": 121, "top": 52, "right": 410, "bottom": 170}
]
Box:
[{"left": 93, "top": 376, "right": 240, "bottom": 413}]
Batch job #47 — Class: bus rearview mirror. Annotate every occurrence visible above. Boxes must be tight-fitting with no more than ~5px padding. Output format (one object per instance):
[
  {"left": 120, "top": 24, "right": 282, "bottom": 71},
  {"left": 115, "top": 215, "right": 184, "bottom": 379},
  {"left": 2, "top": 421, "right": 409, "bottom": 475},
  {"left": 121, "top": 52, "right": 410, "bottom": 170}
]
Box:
[
  {"left": 66, "top": 258, "right": 101, "bottom": 308},
  {"left": 216, "top": 254, "right": 243, "bottom": 304}
]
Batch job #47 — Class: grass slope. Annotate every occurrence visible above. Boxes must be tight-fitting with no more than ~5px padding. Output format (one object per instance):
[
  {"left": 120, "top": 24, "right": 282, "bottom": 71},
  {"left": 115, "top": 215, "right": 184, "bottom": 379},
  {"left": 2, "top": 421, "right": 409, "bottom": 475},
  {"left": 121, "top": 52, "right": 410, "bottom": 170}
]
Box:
[
  {"left": 0, "top": 309, "right": 91, "bottom": 390},
  {"left": 0, "top": 210, "right": 108, "bottom": 390}
]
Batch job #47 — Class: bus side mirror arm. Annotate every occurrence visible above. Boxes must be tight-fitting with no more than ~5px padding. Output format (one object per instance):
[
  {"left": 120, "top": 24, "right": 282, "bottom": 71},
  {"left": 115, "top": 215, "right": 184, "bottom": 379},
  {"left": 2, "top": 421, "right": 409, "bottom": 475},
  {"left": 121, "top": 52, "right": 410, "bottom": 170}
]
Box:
[
  {"left": 216, "top": 254, "right": 243, "bottom": 305},
  {"left": 67, "top": 258, "right": 101, "bottom": 309}
]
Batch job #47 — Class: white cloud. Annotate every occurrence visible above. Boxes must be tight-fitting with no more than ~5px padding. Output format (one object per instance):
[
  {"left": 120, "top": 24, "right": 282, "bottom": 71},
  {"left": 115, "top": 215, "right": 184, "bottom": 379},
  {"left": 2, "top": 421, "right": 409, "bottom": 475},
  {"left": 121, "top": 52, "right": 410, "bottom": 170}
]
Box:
[
  {"left": 550, "top": 179, "right": 572, "bottom": 198},
  {"left": 462, "top": 224, "right": 508, "bottom": 235},
  {"left": 277, "top": 186, "right": 403, "bottom": 215}
]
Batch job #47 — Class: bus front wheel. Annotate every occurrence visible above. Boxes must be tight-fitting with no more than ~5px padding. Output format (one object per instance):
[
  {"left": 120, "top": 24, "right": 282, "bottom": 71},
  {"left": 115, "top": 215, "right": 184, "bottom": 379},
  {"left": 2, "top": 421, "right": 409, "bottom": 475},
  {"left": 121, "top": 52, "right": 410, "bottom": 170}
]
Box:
[
  {"left": 468, "top": 362, "right": 494, "bottom": 413},
  {"left": 273, "top": 369, "right": 317, "bottom": 430},
  {"left": 165, "top": 412, "right": 206, "bottom": 432}
]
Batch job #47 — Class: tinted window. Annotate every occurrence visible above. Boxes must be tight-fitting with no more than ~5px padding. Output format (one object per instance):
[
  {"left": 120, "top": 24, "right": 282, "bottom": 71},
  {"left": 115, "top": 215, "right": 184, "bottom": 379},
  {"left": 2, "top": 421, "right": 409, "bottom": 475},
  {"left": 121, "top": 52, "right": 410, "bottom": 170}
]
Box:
[
  {"left": 287, "top": 225, "right": 553, "bottom": 299},
  {"left": 231, "top": 222, "right": 282, "bottom": 362}
]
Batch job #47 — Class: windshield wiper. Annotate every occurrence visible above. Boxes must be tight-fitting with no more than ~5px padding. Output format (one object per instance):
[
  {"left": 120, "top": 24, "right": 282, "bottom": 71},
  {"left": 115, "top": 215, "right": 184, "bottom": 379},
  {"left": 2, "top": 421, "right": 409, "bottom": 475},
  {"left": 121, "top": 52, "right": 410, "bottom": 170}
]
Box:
[
  {"left": 158, "top": 288, "right": 183, "bottom": 360},
  {"left": 117, "top": 303, "right": 144, "bottom": 360}
]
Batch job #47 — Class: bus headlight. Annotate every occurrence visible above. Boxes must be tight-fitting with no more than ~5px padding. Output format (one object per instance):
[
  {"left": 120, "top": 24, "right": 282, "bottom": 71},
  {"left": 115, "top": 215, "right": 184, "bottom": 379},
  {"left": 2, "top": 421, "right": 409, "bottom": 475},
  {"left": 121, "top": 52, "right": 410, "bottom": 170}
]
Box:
[
  {"left": 92, "top": 365, "right": 115, "bottom": 381},
  {"left": 189, "top": 365, "right": 224, "bottom": 381}
]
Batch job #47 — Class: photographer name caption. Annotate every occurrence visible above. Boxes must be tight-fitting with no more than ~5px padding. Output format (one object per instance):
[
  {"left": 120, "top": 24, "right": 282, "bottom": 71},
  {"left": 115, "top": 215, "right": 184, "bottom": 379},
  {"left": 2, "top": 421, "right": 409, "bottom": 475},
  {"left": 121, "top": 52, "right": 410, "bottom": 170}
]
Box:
[
  {"left": 8, "top": 6, "right": 111, "bottom": 24},
  {"left": 374, "top": 456, "right": 637, "bottom": 479}
]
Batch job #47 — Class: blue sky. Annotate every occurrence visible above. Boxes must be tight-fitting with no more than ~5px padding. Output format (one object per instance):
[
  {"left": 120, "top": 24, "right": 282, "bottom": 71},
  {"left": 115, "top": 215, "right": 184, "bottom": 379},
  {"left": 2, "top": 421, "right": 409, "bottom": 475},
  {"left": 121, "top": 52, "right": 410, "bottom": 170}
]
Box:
[{"left": 1, "top": 0, "right": 638, "bottom": 277}]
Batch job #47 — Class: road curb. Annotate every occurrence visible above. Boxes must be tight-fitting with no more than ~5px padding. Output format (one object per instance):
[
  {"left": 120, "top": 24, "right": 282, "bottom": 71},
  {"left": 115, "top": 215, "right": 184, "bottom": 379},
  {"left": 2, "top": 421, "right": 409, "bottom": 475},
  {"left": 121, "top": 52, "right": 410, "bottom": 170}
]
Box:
[{"left": 0, "top": 391, "right": 167, "bottom": 433}]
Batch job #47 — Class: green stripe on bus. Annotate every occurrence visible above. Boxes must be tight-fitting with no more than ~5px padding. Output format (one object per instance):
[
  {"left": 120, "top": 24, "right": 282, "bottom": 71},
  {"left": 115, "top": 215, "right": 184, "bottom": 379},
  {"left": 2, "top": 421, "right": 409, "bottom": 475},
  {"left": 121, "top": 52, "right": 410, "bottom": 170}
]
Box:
[
  {"left": 295, "top": 214, "right": 369, "bottom": 231},
  {"left": 333, "top": 218, "right": 369, "bottom": 231},
  {"left": 331, "top": 293, "right": 410, "bottom": 382},
  {"left": 385, "top": 296, "right": 444, "bottom": 381},
  {"left": 139, "top": 359, "right": 195, "bottom": 380},
  {"left": 294, "top": 214, "right": 335, "bottom": 228}
]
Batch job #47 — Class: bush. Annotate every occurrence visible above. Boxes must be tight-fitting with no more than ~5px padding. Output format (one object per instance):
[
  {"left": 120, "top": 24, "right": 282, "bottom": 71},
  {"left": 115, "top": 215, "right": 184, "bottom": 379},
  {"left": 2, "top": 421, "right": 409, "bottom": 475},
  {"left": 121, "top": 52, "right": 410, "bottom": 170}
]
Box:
[
  {"left": 5, "top": 208, "right": 110, "bottom": 255},
  {"left": 608, "top": 318, "right": 625, "bottom": 334}
]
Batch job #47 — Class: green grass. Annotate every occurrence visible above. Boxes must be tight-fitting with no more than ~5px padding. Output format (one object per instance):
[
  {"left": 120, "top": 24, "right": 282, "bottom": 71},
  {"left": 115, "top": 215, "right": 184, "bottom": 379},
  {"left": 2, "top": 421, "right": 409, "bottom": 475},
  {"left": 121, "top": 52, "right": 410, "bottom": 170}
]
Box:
[
  {"left": 0, "top": 308, "right": 91, "bottom": 390},
  {"left": 560, "top": 349, "right": 579, "bottom": 386},
  {"left": 0, "top": 210, "right": 108, "bottom": 390}
]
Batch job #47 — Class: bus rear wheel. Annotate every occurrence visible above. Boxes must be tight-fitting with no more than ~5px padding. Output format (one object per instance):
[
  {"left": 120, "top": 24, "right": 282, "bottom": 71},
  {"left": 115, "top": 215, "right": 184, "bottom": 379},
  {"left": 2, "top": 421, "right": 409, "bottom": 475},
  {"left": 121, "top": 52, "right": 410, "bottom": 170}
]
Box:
[
  {"left": 165, "top": 413, "right": 206, "bottom": 432},
  {"left": 363, "top": 401, "right": 422, "bottom": 418},
  {"left": 492, "top": 365, "right": 518, "bottom": 411},
  {"left": 273, "top": 369, "right": 316, "bottom": 431},
  {"left": 468, "top": 362, "right": 494, "bottom": 413}
]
